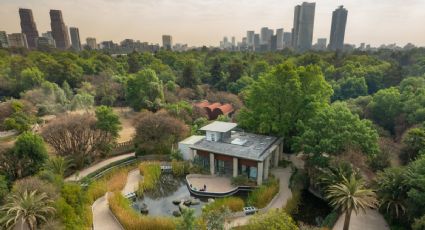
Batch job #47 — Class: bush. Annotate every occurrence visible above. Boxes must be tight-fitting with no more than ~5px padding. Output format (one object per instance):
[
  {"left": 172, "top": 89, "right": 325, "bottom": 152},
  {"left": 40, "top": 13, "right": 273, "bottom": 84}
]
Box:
[
  {"left": 283, "top": 190, "right": 301, "bottom": 216},
  {"left": 108, "top": 192, "right": 176, "bottom": 230},
  {"left": 246, "top": 209, "right": 299, "bottom": 230},
  {"left": 247, "top": 177, "right": 279, "bottom": 208},
  {"left": 203, "top": 197, "right": 245, "bottom": 214},
  {"left": 321, "top": 211, "right": 339, "bottom": 228},
  {"left": 231, "top": 175, "right": 256, "bottom": 186},
  {"left": 171, "top": 160, "right": 188, "bottom": 177},
  {"left": 138, "top": 162, "right": 161, "bottom": 196},
  {"left": 368, "top": 150, "right": 390, "bottom": 171}
]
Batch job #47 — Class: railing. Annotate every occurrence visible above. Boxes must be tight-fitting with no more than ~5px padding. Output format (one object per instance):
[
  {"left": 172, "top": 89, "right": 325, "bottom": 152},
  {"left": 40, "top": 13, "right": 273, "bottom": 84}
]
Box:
[{"left": 111, "top": 140, "right": 135, "bottom": 156}]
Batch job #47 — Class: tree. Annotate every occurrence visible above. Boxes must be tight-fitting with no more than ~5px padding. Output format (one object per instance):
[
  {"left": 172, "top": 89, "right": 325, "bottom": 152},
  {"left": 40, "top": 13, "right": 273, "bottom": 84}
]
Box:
[
  {"left": 42, "top": 114, "right": 112, "bottom": 168},
  {"left": 2, "top": 100, "right": 36, "bottom": 133},
  {"left": 134, "top": 110, "right": 189, "bottom": 155},
  {"left": 180, "top": 61, "right": 199, "bottom": 88},
  {"left": 400, "top": 126, "right": 425, "bottom": 163},
  {"left": 0, "top": 190, "right": 55, "bottom": 230},
  {"left": 0, "top": 175, "right": 8, "bottom": 202},
  {"left": 17, "top": 67, "right": 45, "bottom": 93},
  {"left": 70, "top": 92, "right": 94, "bottom": 111},
  {"left": 246, "top": 209, "right": 299, "bottom": 230},
  {"left": 95, "top": 106, "right": 122, "bottom": 154},
  {"left": 325, "top": 175, "right": 378, "bottom": 230},
  {"left": 176, "top": 208, "right": 195, "bottom": 230},
  {"left": 43, "top": 156, "right": 73, "bottom": 178},
  {"left": 294, "top": 102, "right": 379, "bottom": 156},
  {"left": 125, "top": 69, "right": 164, "bottom": 111},
  {"left": 332, "top": 76, "right": 368, "bottom": 101},
  {"left": 227, "top": 59, "right": 245, "bottom": 83},
  {"left": 367, "top": 87, "right": 402, "bottom": 133},
  {"left": 238, "top": 63, "right": 332, "bottom": 149}
]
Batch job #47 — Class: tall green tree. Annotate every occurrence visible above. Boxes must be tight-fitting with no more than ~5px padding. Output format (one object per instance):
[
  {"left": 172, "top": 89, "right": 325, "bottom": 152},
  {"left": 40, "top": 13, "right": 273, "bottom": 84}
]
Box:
[
  {"left": 180, "top": 61, "right": 199, "bottom": 88},
  {"left": 12, "top": 132, "right": 48, "bottom": 178},
  {"left": 238, "top": 63, "right": 333, "bottom": 149},
  {"left": 367, "top": 87, "right": 402, "bottom": 133},
  {"left": 126, "top": 69, "right": 164, "bottom": 111}
]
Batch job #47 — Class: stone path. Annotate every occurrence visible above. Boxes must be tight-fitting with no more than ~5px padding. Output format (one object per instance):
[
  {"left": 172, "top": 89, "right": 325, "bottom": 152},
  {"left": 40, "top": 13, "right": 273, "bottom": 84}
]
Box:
[
  {"left": 65, "top": 153, "right": 135, "bottom": 181},
  {"left": 333, "top": 209, "right": 390, "bottom": 230}
]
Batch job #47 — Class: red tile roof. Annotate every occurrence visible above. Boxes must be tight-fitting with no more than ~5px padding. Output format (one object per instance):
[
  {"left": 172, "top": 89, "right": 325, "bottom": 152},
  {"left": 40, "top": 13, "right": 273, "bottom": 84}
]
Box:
[{"left": 216, "top": 104, "right": 234, "bottom": 115}]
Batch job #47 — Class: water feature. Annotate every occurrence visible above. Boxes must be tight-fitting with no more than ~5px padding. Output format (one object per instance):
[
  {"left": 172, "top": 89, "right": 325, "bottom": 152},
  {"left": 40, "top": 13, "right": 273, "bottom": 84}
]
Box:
[{"left": 131, "top": 174, "right": 208, "bottom": 217}]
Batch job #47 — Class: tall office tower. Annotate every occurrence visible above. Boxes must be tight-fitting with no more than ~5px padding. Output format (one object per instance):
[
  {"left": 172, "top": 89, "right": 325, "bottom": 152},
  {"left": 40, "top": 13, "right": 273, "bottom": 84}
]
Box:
[
  {"left": 292, "top": 2, "right": 316, "bottom": 52},
  {"left": 231, "top": 36, "right": 236, "bottom": 47},
  {"left": 19, "top": 8, "right": 39, "bottom": 49},
  {"left": 271, "top": 35, "right": 278, "bottom": 51},
  {"left": 260, "top": 27, "right": 269, "bottom": 45},
  {"left": 50, "top": 10, "right": 70, "bottom": 49},
  {"left": 86, "top": 37, "right": 97, "bottom": 50},
  {"left": 247, "top": 31, "right": 255, "bottom": 47},
  {"left": 314, "top": 38, "right": 327, "bottom": 50},
  {"left": 69, "top": 27, "right": 81, "bottom": 51},
  {"left": 8, "top": 33, "right": 28, "bottom": 48},
  {"left": 162, "top": 35, "right": 173, "bottom": 50},
  {"left": 0, "top": 31, "right": 9, "bottom": 48},
  {"left": 254, "top": 34, "right": 260, "bottom": 51},
  {"left": 329, "top": 5, "right": 348, "bottom": 51},
  {"left": 283, "top": 32, "right": 292, "bottom": 48},
  {"left": 276, "top": 28, "right": 284, "bottom": 50}
]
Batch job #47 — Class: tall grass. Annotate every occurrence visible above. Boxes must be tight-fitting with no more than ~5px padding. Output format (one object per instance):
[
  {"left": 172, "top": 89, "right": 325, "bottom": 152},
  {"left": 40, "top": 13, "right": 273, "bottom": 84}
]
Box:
[
  {"left": 171, "top": 160, "right": 188, "bottom": 176},
  {"left": 247, "top": 177, "right": 279, "bottom": 208},
  {"left": 138, "top": 162, "right": 161, "bottom": 195},
  {"left": 203, "top": 197, "right": 245, "bottom": 214},
  {"left": 108, "top": 192, "right": 176, "bottom": 230}
]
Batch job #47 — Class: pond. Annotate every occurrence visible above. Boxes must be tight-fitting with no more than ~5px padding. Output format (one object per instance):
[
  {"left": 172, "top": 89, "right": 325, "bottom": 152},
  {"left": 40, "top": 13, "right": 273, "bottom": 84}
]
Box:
[
  {"left": 131, "top": 174, "right": 208, "bottom": 217},
  {"left": 292, "top": 189, "right": 333, "bottom": 226}
]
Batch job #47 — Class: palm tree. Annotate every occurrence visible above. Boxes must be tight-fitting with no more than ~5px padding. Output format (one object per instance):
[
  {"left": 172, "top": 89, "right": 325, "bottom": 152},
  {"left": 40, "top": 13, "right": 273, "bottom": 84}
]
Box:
[
  {"left": 0, "top": 190, "right": 55, "bottom": 230},
  {"left": 325, "top": 175, "right": 378, "bottom": 230},
  {"left": 44, "top": 156, "right": 73, "bottom": 177}
]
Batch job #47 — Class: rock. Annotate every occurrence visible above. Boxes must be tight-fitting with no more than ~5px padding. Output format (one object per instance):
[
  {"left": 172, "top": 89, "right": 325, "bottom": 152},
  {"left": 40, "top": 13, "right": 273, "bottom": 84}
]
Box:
[
  {"left": 179, "top": 203, "right": 188, "bottom": 212},
  {"left": 183, "top": 199, "right": 192, "bottom": 206},
  {"left": 172, "top": 200, "right": 181, "bottom": 205},
  {"left": 140, "top": 203, "right": 149, "bottom": 215},
  {"left": 190, "top": 198, "right": 200, "bottom": 205},
  {"left": 173, "top": 210, "right": 181, "bottom": 217},
  {"left": 208, "top": 198, "right": 215, "bottom": 203}
]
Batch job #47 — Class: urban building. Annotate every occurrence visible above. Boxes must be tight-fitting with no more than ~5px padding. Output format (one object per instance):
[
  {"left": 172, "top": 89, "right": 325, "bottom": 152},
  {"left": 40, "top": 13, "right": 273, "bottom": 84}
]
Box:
[
  {"left": 292, "top": 2, "right": 316, "bottom": 52},
  {"left": 86, "top": 37, "right": 97, "bottom": 50},
  {"left": 283, "top": 32, "right": 292, "bottom": 48},
  {"left": 254, "top": 34, "right": 260, "bottom": 51},
  {"left": 271, "top": 35, "right": 278, "bottom": 51},
  {"left": 178, "top": 121, "right": 283, "bottom": 185},
  {"left": 313, "top": 38, "right": 327, "bottom": 50},
  {"left": 7, "top": 33, "right": 28, "bottom": 48},
  {"left": 41, "top": 31, "right": 56, "bottom": 47},
  {"left": 0, "top": 31, "right": 9, "bottom": 48},
  {"left": 69, "top": 27, "right": 81, "bottom": 51},
  {"left": 246, "top": 31, "right": 255, "bottom": 48},
  {"left": 162, "top": 35, "right": 173, "bottom": 50},
  {"left": 231, "top": 37, "right": 236, "bottom": 48},
  {"left": 50, "top": 10, "right": 70, "bottom": 49},
  {"left": 276, "top": 28, "right": 284, "bottom": 50},
  {"left": 260, "top": 27, "right": 269, "bottom": 45},
  {"left": 19, "top": 8, "right": 39, "bottom": 49},
  {"left": 329, "top": 5, "right": 348, "bottom": 51},
  {"left": 100, "top": 40, "right": 117, "bottom": 50},
  {"left": 36, "top": 37, "right": 55, "bottom": 49}
]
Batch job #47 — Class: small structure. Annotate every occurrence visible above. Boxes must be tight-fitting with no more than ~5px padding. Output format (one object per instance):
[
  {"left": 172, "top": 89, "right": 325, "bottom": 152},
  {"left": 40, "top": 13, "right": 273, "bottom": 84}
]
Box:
[
  {"left": 194, "top": 100, "right": 234, "bottom": 120},
  {"left": 179, "top": 121, "right": 283, "bottom": 185}
]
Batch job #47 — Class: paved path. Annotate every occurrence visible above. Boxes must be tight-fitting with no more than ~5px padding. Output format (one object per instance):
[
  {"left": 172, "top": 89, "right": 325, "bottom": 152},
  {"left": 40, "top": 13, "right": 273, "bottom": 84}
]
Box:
[
  {"left": 92, "top": 195, "right": 124, "bottom": 230},
  {"left": 333, "top": 209, "right": 390, "bottom": 230},
  {"left": 225, "top": 167, "right": 292, "bottom": 229},
  {"left": 121, "top": 169, "right": 142, "bottom": 195},
  {"left": 65, "top": 153, "right": 135, "bottom": 181}
]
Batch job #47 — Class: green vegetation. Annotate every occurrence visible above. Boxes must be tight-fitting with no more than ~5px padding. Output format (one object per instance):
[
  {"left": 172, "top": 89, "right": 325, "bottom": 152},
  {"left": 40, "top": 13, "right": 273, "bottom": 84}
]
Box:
[
  {"left": 171, "top": 160, "right": 189, "bottom": 176},
  {"left": 246, "top": 209, "right": 299, "bottom": 230},
  {"left": 203, "top": 197, "right": 245, "bottom": 214},
  {"left": 137, "top": 162, "right": 161, "bottom": 196},
  {"left": 247, "top": 177, "right": 279, "bottom": 208}
]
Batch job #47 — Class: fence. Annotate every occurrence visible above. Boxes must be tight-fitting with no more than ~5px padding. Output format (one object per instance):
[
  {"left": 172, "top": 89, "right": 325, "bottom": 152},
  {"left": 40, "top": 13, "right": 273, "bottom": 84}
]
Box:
[{"left": 111, "top": 140, "right": 135, "bottom": 156}]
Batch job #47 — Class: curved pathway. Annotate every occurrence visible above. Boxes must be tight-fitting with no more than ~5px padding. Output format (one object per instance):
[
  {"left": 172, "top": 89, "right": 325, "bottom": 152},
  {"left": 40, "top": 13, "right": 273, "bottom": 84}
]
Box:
[
  {"left": 333, "top": 209, "right": 390, "bottom": 230},
  {"left": 65, "top": 152, "right": 135, "bottom": 181}
]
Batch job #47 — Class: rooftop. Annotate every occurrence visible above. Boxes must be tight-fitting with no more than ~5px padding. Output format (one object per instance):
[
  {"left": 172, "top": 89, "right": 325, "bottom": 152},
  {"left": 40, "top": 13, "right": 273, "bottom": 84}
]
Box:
[
  {"left": 199, "top": 121, "right": 237, "bottom": 133},
  {"left": 191, "top": 131, "right": 279, "bottom": 161},
  {"left": 179, "top": 135, "right": 204, "bottom": 145}
]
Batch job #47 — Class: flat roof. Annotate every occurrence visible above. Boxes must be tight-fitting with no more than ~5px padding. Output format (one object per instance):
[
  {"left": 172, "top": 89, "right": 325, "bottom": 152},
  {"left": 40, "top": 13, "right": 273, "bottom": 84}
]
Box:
[
  {"left": 179, "top": 135, "right": 204, "bottom": 145},
  {"left": 200, "top": 121, "right": 237, "bottom": 133},
  {"left": 191, "top": 131, "right": 280, "bottom": 161}
]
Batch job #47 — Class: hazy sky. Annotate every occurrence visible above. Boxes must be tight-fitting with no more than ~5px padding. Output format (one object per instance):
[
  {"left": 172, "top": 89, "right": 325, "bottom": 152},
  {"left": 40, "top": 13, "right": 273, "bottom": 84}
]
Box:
[{"left": 1, "top": 0, "right": 424, "bottom": 47}]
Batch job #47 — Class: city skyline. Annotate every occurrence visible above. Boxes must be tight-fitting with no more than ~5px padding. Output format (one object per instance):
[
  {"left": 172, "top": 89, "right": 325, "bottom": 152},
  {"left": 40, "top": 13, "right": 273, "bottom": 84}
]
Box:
[{"left": 0, "top": 0, "right": 424, "bottom": 47}]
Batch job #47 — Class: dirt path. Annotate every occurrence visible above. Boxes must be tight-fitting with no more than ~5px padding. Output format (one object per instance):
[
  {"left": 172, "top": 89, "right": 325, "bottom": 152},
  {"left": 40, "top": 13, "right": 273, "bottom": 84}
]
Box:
[
  {"left": 333, "top": 209, "right": 390, "bottom": 230},
  {"left": 65, "top": 152, "right": 135, "bottom": 181}
]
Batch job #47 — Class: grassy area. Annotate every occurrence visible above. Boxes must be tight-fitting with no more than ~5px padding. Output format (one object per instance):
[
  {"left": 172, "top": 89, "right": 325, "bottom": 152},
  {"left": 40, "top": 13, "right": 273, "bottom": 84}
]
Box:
[
  {"left": 137, "top": 162, "right": 161, "bottom": 196},
  {"left": 247, "top": 176, "right": 279, "bottom": 209},
  {"left": 171, "top": 160, "right": 189, "bottom": 176}
]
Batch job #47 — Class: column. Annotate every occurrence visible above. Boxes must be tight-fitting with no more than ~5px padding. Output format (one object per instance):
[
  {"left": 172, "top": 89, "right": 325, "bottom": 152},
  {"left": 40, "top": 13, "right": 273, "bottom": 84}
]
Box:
[
  {"left": 257, "top": 162, "right": 264, "bottom": 185},
  {"left": 233, "top": 157, "right": 238, "bottom": 177},
  {"left": 192, "top": 149, "right": 197, "bottom": 159},
  {"left": 274, "top": 145, "right": 280, "bottom": 167},
  {"left": 209, "top": 153, "right": 215, "bottom": 175},
  {"left": 264, "top": 157, "right": 269, "bottom": 180}
]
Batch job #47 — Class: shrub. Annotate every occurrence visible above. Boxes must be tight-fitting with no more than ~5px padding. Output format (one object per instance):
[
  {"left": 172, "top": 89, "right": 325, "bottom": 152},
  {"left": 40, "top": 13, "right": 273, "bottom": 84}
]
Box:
[
  {"left": 283, "top": 190, "right": 301, "bottom": 216},
  {"left": 108, "top": 192, "right": 176, "bottom": 230},
  {"left": 321, "top": 211, "right": 339, "bottom": 228},
  {"left": 171, "top": 160, "right": 188, "bottom": 176},
  {"left": 203, "top": 197, "right": 245, "bottom": 214},
  {"left": 138, "top": 162, "right": 161, "bottom": 195},
  {"left": 289, "top": 168, "right": 308, "bottom": 191},
  {"left": 247, "top": 177, "right": 279, "bottom": 208},
  {"left": 246, "top": 209, "right": 299, "bottom": 230},
  {"left": 231, "top": 175, "right": 256, "bottom": 186}
]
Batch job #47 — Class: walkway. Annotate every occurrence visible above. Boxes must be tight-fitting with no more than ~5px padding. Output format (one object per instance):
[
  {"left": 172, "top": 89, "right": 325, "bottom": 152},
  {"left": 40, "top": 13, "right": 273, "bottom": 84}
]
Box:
[
  {"left": 225, "top": 167, "right": 292, "bottom": 229},
  {"left": 333, "top": 209, "right": 390, "bottom": 230},
  {"left": 65, "top": 152, "right": 135, "bottom": 181}
]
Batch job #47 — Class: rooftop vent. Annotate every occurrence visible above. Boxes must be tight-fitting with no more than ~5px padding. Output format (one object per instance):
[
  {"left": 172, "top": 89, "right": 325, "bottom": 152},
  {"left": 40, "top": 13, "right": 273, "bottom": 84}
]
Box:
[{"left": 231, "top": 138, "right": 247, "bottom": 146}]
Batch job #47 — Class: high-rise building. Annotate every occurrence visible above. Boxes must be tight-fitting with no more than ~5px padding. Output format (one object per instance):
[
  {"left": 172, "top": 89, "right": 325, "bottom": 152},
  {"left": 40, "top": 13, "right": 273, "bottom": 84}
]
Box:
[
  {"left": 19, "top": 8, "right": 39, "bottom": 49},
  {"left": 329, "top": 5, "right": 348, "bottom": 51},
  {"left": 162, "top": 35, "right": 173, "bottom": 50},
  {"left": 254, "top": 33, "right": 260, "bottom": 51},
  {"left": 69, "top": 27, "right": 81, "bottom": 51},
  {"left": 86, "top": 37, "right": 97, "bottom": 50},
  {"left": 283, "top": 32, "right": 292, "bottom": 48},
  {"left": 271, "top": 35, "right": 278, "bottom": 51},
  {"left": 276, "top": 28, "right": 284, "bottom": 50},
  {"left": 260, "top": 27, "right": 269, "bottom": 45},
  {"left": 0, "top": 31, "right": 9, "bottom": 48},
  {"left": 292, "top": 2, "right": 316, "bottom": 52},
  {"left": 231, "top": 36, "right": 236, "bottom": 48},
  {"left": 50, "top": 9, "right": 70, "bottom": 49},
  {"left": 314, "top": 38, "right": 327, "bottom": 50},
  {"left": 39, "top": 31, "right": 56, "bottom": 48},
  {"left": 247, "top": 31, "right": 255, "bottom": 47},
  {"left": 8, "top": 33, "right": 28, "bottom": 48}
]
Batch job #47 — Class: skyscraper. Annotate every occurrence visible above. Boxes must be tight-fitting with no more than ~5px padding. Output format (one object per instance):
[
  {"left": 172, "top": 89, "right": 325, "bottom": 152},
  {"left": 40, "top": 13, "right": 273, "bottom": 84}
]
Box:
[
  {"left": 69, "top": 27, "right": 81, "bottom": 51},
  {"left": 283, "top": 32, "right": 292, "bottom": 48},
  {"left": 276, "top": 28, "right": 284, "bottom": 50},
  {"left": 247, "top": 31, "right": 255, "bottom": 47},
  {"left": 292, "top": 2, "right": 316, "bottom": 52},
  {"left": 329, "top": 6, "right": 348, "bottom": 51},
  {"left": 0, "top": 31, "right": 9, "bottom": 48},
  {"left": 86, "top": 37, "right": 97, "bottom": 50},
  {"left": 260, "top": 27, "right": 269, "bottom": 45},
  {"left": 19, "top": 8, "right": 39, "bottom": 49},
  {"left": 162, "top": 35, "right": 173, "bottom": 50},
  {"left": 8, "top": 33, "right": 28, "bottom": 48},
  {"left": 50, "top": 9, "right": 70, "bottom": 49},
  {"left": 254, "top": 34, "right": 260, "bottom": 51}
]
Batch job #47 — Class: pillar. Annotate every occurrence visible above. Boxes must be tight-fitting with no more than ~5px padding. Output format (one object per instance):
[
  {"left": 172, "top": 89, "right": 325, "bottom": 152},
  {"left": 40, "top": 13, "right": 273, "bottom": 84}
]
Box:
[
  {"left": 264, "top": 157, "right": 269, "bottom": 180},
  {"left": 274, "top": 145, "right": 280, "bottom": 167},
  {"left": 233, "top": 157, "right": 238, "bottom": 177},
  {"left": 209, "top": 153, "right": 215, "bottom": 175},
  {"left": 192, "top": 149, "right": 197, "bottom": 159},
  {"left": 257, "top": 162, "right": 264, "bottom": 185}
]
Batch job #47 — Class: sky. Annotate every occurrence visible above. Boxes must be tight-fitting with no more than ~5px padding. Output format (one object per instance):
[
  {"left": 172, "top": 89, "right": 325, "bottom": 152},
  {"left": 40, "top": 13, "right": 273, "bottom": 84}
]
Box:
[{"left": 1, "top": 0, "right": 424, "bottom": 47}]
